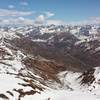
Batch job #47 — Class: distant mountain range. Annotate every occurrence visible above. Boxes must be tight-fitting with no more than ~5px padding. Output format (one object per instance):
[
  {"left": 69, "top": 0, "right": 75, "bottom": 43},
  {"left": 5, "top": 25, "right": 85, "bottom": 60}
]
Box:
[{"left": 0, "top": 24, "right": 100, "bottom": 100}]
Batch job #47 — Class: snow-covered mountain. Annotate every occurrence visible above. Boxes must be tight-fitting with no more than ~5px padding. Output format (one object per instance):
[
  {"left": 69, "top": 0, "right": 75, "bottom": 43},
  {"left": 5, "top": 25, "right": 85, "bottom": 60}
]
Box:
[{"left": 0, "top": 24, "right": 100, "bottom": 100}]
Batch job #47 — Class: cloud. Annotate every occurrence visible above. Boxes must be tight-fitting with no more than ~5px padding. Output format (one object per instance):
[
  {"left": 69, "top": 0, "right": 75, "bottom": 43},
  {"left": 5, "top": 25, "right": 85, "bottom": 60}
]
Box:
[
  {"left": 0, "top": 8, "right": 34, "bottom": 25},
  {"left": 34, "top": 12, "right": 55, "bottom": 25},
  {"left": 46, "top": 19, "right": 65, "bottom": 25},
  {"left": 0, "top": 9, "right": 56, "bottom": 25},
  {"left": 1, "top": 9, "right": 100, "bottom": 26},
  {"left": 0, "top": 17, "right": 34, "bottom": 25},
  {"left": 8, "top": 5, "right": 15, "bottom": 9},
  {"left": 44, "top": 12, "right": 55, "bottom": 18},
  {"left": 89, "top": 17, "right": 100, "bottom": 24},
  {"left": 34, "top": 15, "right": 46, "bottom": 25},
  {"left": 20, "top": 2, "right": 28, "bottom": 6},
  {"left": 68, "top": 17, "right": 100, "bottom": 25},
  {"left": 0, "top": 9, "right": 33, "bottom": 17},
  {"left": 34, "top": 14, "right": 64, "bottom": 25},
  {"left": 16, "top": 17, "right": 34, "bottom": 25}
]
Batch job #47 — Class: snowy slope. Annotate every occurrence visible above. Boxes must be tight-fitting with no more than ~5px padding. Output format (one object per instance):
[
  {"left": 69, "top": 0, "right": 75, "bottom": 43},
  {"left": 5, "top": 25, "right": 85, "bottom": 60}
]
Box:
[
  {"left": 0, "top": 44, "right": 47, "bottom": 100},
  {"left": 0, "top": 24, "right": 100, "bottom": 100},
  {"left": 21, "top": 90, "right": 100, "bottom": 100}
]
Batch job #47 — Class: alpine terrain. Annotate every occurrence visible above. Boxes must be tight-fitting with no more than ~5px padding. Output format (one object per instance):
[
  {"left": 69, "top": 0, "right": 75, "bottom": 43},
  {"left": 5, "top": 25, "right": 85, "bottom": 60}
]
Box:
[{"left": 0, "top": 24, "right": 100, "bottom": 100}]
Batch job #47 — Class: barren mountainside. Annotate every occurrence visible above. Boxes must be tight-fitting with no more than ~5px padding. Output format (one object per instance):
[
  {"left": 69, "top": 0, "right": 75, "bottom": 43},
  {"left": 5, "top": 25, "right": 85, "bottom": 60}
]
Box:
[{"left": 0, "top": 25, "right": 100, "bottom": 100}]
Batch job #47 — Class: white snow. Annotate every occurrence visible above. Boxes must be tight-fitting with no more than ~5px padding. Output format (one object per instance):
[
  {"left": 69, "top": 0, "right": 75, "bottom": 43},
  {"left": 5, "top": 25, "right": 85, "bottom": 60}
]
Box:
[
  {"left": 0, "top": 25, "right": 100, "bottom": 100},
  {"left": 95, "top": 47, "right": 100, "bottom": 52},
  {"left": 21, "top": 90, "right": 100, "bottom": 100},
  {"left": 32, "top": 39, "right": 47, "bottom": 42}
]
